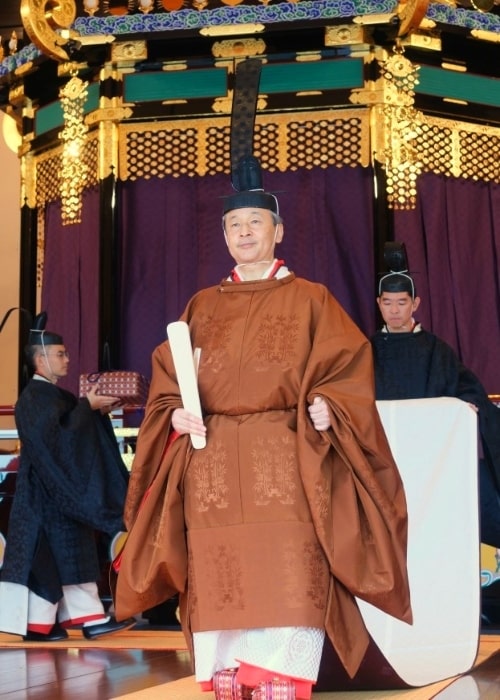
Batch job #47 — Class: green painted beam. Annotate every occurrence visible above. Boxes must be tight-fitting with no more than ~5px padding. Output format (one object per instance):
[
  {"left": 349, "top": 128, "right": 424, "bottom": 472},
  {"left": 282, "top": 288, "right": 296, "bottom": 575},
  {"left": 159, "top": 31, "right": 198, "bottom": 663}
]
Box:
[
  {"left": 417, "top": 65, "right": 500, "bottom": 108},
  {"left": 123, "top": 68, "right": 227, "bottom": 103},
  {"left": 123, "top": 58, "right": 365, "bottom": 104},
  {"left": 260, "top": 58, "right": 364, "bottom": 93}
]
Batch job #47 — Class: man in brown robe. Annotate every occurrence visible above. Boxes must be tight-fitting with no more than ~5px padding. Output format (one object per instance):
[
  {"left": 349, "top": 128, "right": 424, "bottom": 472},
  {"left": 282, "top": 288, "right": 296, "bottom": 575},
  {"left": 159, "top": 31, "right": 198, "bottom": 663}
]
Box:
[{"left": 115, "top": 175, "right": 412, "bottom": 699}]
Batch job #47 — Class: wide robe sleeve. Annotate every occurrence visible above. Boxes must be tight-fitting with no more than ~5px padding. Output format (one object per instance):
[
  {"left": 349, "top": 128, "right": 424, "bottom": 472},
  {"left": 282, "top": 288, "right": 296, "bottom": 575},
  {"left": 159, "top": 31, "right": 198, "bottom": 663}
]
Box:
[
  {"left": 456, "top": 359, "right": 500, "bottom": 493},
  {"left": 373, "top": 330, "right": 500, "bottom": 505},
  {"left": 296, "top": 291, "right": 412, "bottom": 678},
  {"left": 14, "top": 381, "right": 128, "bottom": 536},
  {"left": 124, "top": 340, "right": 184, "bottom": 526},
  {"left": 115, "top": 339, "right": 191, "bottom": 620}
]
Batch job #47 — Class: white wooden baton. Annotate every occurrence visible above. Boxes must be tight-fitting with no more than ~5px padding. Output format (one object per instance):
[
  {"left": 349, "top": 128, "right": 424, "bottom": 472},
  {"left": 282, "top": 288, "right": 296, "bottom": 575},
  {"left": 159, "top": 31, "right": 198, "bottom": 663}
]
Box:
[{"left": 166, "top": 321, "right": 206, "bottom": 450}]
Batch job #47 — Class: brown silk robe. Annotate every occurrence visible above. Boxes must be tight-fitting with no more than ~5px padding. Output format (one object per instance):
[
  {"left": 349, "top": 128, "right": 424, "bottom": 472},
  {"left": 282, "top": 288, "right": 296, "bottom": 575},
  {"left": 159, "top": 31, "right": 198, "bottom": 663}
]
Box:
[{"left": 115, "top": 273, "right": 412, "bottom": 678}]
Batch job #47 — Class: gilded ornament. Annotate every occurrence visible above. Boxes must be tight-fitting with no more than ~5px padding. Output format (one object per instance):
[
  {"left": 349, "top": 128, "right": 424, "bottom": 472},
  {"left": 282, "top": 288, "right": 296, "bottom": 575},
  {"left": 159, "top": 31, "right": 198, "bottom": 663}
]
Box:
[
  {"left": 381, "top": 52, "right": 420, "bottom": 92},
  {"left": 20, "top": 0, "right": 77, "bottom": 62},
  {"left": 375, "top": 48, "right": 423, "bottom": 209},
  {"left": 111, "top": 40, "right": 148, "bottom": 62},
  {"left": 61, "top": 75, "right": 88, "bottom": 100},
  {"left": 58, "top": 61, "right": 86, "bottom": 77},
  {"left": 296, "top": 53, "right": 322, "bottom": 63},
  {"left": 85, "top": 106, "right": 133, "bottom": 126},
  {"left": 349, "top": 84, "right": 384, "bottom": 106},
  {"left": 470, "top": 29, "right": 500, "bottom": 43},
  {"left": 212, "top": 38, "right": 266, "bottom": 58},
  {"left": 353, "top": 13, "right": 397, "bottom": 25},
  {"left": 213, "top": 95, "right": 233, "bottom": 113},
  {"left": 14, "top": 61, "right": 33, "bottom": 78},
  {"left": 200, "top": 24, "right": 265, "bottom": 37},
  {"left": 403, "top": 32, "right": 441, "bottom": 51},
  {"left": 396, "top": 0, "right": 430, "bottom": 37},
  {"left": 324, "top": 25, "right": 366, "bottom": 46},
  {"left": 9, "top": 84, "right": 26, "bottom": 106},
  {"left": 21, "top": 151, "right": 36, "bottom": 209},
  {"left": 98, "top": 120, "right": 119, "bottom": 180},
  {"left": 59, "top": 74, "right": 90, "bottom": 224}
]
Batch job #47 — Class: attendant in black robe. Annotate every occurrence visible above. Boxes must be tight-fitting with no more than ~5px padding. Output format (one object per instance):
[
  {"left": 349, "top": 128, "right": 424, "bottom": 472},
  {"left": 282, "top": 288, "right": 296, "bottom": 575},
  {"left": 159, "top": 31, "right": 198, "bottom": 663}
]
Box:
[
  {"left": 371, "top": 245, "right": 500, "bottom": 548},
  {"left": 0, "top": 328, "right": 135, "bottom": 641}
]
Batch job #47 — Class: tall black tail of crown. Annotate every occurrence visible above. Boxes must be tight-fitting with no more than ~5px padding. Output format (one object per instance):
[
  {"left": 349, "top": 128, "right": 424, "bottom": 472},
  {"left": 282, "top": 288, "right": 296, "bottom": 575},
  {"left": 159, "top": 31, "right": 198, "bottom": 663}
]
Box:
[
  {"left": 230, "top": 58, "right": 263, "bottom": 192},
  {"left": 384, "top": 241, "right": 409, "bottom": 273}
]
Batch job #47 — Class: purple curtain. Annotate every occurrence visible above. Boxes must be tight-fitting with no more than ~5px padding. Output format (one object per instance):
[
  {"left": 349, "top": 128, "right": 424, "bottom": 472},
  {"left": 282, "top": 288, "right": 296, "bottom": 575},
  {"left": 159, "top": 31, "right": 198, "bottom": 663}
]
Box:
[
  {"left": 41, "top": 186, "right": 100, "bottom": 394},
  {"left": 394, "top": 173, "right": 500, "bottom": 394},
  {"left": 118, "top": 166, "right": 377, "bottom": 379}
]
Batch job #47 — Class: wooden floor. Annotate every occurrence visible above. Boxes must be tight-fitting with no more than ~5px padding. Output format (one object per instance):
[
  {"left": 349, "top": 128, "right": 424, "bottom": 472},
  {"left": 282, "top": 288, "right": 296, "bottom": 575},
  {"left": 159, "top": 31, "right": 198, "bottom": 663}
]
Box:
[
  {"left": 0, "top": 644, "right": 193, "bottom": 699},
  {"left": 0, "top": 622, "right": 499, "bottom": 700}
]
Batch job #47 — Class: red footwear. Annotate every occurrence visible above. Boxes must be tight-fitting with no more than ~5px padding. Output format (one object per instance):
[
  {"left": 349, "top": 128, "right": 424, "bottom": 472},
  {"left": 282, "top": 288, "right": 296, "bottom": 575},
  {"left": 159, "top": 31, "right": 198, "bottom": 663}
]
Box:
[
  {"left": 213, "top": 669, "right": 253, "bottom": 700},
  {"left": 251, "top": 680, "right": 296, "bottom": 700}
]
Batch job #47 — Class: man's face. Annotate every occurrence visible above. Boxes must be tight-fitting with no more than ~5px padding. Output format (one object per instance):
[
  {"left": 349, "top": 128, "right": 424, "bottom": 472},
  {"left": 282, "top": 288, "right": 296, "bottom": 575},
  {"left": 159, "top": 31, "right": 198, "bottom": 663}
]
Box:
[
  {"left": 36, "top": 345, "right": 70, "bottom": 380},
  {"left": 223, "top": 207, "right": 283, "bottom": 266},
  {"left": 377, "top": 291, "right": 420, "bottom": 332}
]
